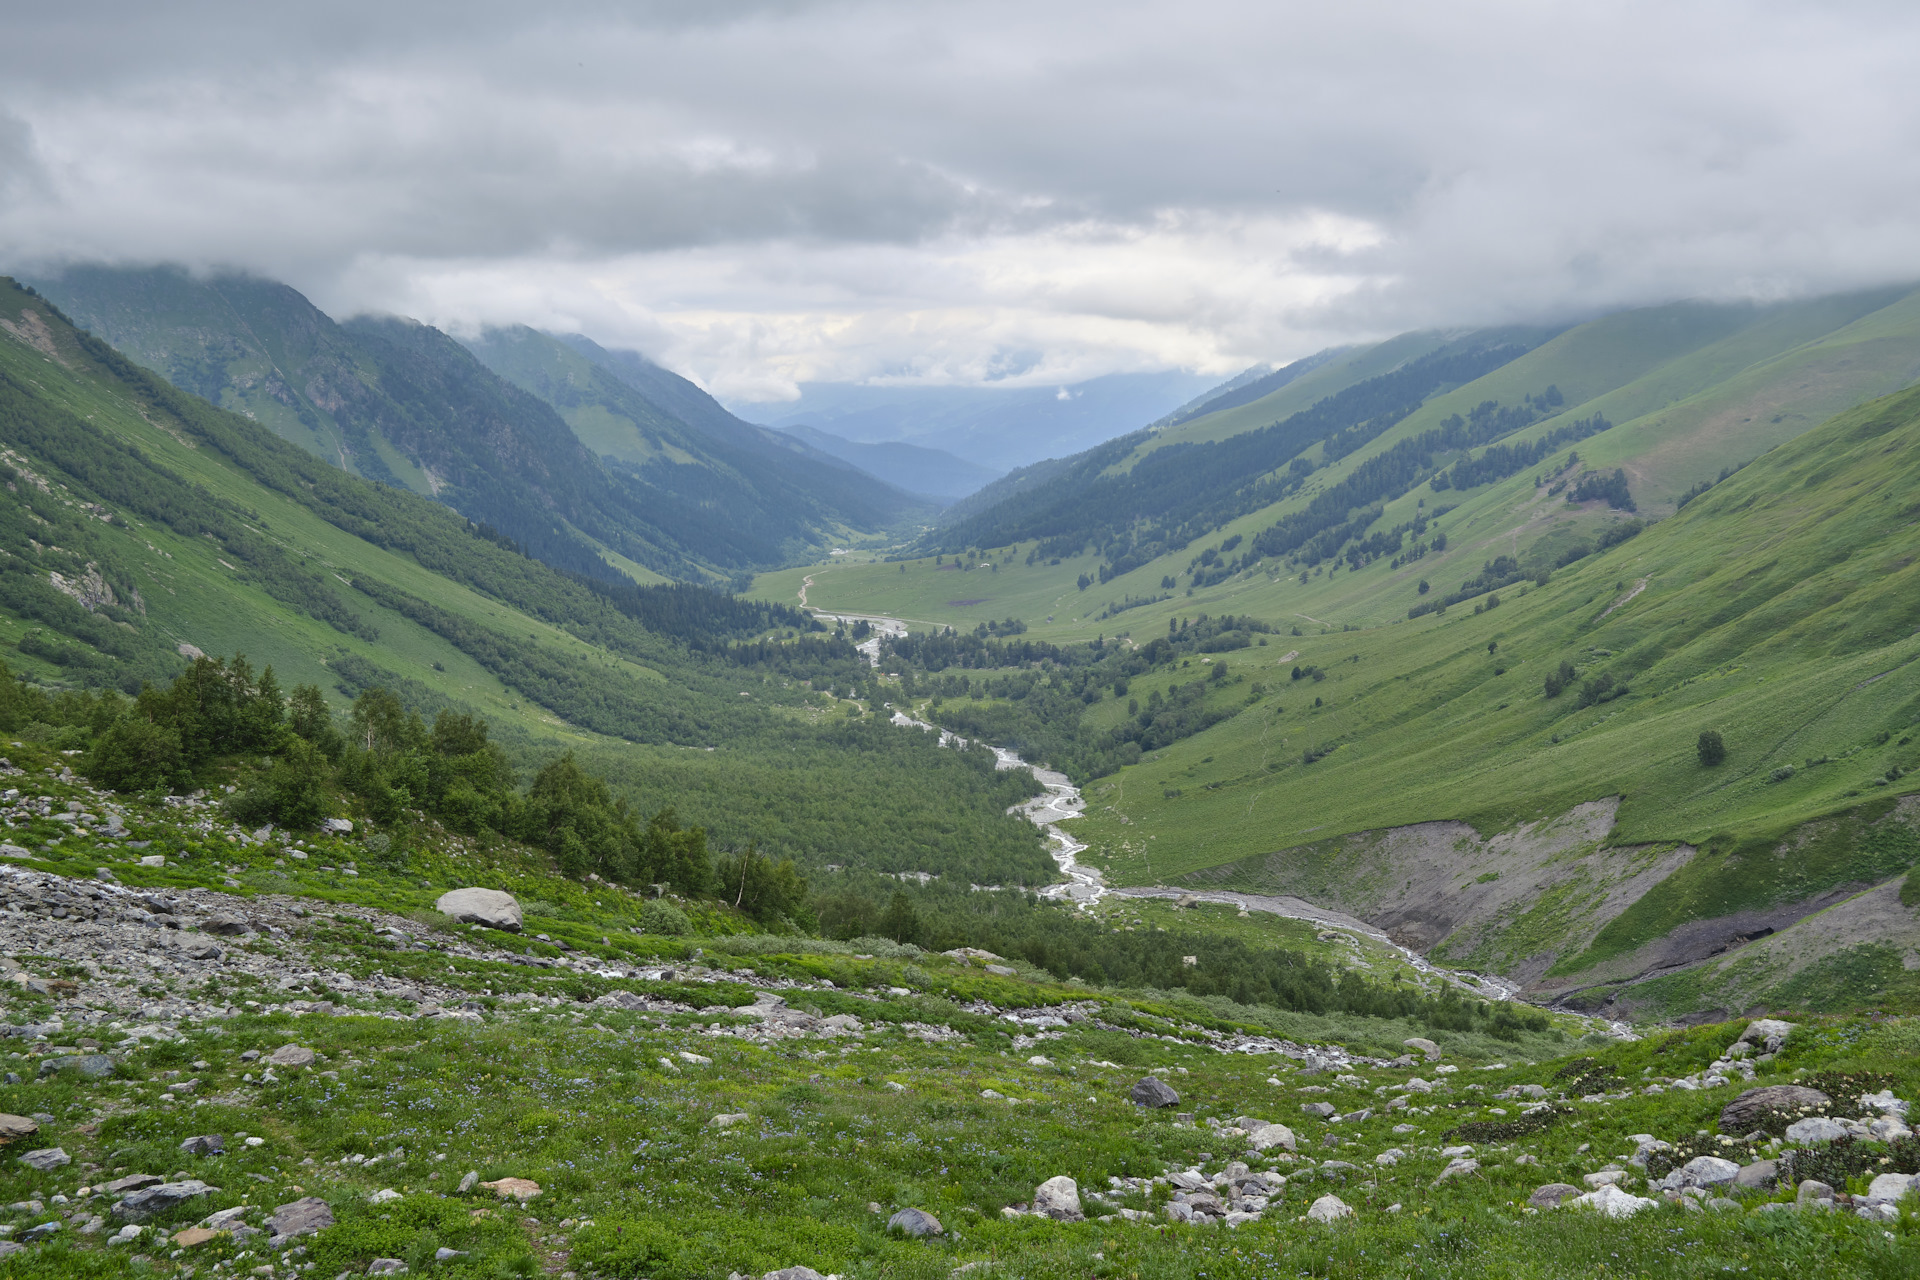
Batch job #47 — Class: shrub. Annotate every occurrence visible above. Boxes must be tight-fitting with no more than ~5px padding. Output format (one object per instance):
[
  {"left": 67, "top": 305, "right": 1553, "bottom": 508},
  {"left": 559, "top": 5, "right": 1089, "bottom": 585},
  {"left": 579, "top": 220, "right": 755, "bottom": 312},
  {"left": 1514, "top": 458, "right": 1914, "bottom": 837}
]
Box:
[
  {"left": 86, "top": 715, "right": 185, "bottom": 791},
  {"left": 637, "top": 899, "right": 691, "bottom": 936},
  {"left": 1698, "top": 729, "right": 1727, "bottom": 766}
]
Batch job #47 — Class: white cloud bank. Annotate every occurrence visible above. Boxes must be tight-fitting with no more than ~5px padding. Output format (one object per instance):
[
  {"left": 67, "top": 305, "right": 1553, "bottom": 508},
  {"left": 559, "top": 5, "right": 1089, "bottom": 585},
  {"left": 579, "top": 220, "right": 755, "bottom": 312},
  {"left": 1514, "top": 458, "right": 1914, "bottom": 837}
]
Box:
[{"left": 3, "top": 0, "right": 1918, "bottom": 399}]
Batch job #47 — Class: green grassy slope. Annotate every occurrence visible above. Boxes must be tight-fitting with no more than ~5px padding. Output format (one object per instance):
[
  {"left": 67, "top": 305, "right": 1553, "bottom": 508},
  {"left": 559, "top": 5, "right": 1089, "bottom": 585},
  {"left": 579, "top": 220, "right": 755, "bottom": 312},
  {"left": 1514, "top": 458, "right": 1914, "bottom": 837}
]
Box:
[
  {"left": 0, "top": 279, "right": 1050, "bottom": 882},
  {"left": 766, "top": 373, "right": 1920, "bottom": 1008}
]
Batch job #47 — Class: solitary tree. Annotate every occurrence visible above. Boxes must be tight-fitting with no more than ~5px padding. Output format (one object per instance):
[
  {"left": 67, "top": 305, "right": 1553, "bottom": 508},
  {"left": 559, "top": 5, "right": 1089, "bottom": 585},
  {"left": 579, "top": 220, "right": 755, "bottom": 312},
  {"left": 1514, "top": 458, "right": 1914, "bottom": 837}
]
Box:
[{"left": 1698, "top": 729, "right": 1727, "bottom": 766}]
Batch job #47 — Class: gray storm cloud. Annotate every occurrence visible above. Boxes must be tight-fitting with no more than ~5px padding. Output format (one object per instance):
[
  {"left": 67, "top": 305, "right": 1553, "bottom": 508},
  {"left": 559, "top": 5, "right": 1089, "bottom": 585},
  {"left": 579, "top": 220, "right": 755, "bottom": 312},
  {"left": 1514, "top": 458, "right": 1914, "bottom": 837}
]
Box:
[{"left": 2, "top": 0, "right": 1917, "bottom": 396}]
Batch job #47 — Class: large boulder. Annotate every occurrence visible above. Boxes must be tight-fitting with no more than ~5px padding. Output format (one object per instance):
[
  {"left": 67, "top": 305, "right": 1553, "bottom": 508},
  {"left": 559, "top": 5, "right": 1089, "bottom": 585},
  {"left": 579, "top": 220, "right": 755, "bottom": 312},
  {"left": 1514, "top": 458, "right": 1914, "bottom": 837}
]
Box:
[
  {"left": 265, "top": 1045, "right": 316, "bottom": 1069},
  {"left": 1734, "top": 1019, "right": 1795, "bottom": 1054},
  {"left": 1733, "top": 1160, "right": 1778, "bottom": 1190},
  {"left": 1785, "top": 1116, "right": 1848, "bottom": 1144},
  {"left": 436, "top": 888, "right": 522, "bottom": 933},
  {"left": 16, "top": 1147, "right": 68, "bottom": 1171},
  {"left": 1033, "top": 1175, "right": 1083, "bottom": 1221},
  {"left": 1718, "top": 1084, "right": 1830, "bottom": 1134},
  {"left": 1403, "top": 1037, "right": 1441, "bottom": 1061},
  {"left": 113, "top": 1180, "right": 217, "bottom": 1222},
  {"left": 0, "top": 1114, "right": 37, "bottom": 1145},
  {"left": 36, "top": 1054, "right": 115, "bottom": 1080},
  {"left": 1865, "top": 1173, "right": 1919, "bottom": 1204},
  {"left": 1129, "top": 1076, "right": 1180, "bottom": 1108}
]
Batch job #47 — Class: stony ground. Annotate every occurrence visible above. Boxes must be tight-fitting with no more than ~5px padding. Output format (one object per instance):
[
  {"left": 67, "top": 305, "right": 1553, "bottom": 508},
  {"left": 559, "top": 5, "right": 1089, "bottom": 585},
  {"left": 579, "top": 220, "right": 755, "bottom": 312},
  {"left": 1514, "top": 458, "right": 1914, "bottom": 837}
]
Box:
[{"left": 0, "top": 756, "right": 1917, "bottom": 1278}]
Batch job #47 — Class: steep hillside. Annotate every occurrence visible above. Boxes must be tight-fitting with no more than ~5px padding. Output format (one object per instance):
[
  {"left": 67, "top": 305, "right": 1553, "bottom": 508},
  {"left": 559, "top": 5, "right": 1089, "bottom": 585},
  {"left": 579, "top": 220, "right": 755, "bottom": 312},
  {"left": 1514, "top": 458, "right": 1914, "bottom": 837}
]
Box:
[
  {"left": 0, "top": 277, "right": 1049, "bottom": 884},
  {"left": 765, "top": 359, "right": 1920, "bottom": 1019},
  {"left": 29, "top": 267, "right": 923, "bottom": 584}
]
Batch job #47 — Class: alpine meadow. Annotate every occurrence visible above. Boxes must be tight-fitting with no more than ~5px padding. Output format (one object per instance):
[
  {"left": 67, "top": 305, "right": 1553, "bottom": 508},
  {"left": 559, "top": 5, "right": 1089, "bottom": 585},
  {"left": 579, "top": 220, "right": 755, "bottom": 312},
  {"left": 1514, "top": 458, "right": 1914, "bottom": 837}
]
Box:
[{"left": 5, "top": 6, "right": 1920, "bottom": 1277}]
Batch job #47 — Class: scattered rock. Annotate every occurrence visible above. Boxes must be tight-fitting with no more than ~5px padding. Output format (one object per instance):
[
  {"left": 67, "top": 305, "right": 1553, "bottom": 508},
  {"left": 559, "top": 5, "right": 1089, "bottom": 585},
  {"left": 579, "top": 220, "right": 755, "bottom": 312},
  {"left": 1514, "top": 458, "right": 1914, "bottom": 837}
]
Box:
[
  {"left": 15, "top": 1147, "right": 68, "bottom": 1171},
  {"left": 113, "top": 1180, "right": 217, "bottom": 1222},
  {"left": 888, "top": 1208, "right": 944, "bottom": 1237},
  {"left": 178, "top": 1135, "right": 225, "bottom": 1157},
  {"left": 267, "top": 1196, "right": 334, "bottom": 1243},
  {"left": 1130, "top": 1077, "right": 1180, "bottom": 1108},
  {"left": 0, "top": 1115, "right": 37, "bottom": 1145},
  {"left": 367, "top": 1188, "right": 403, "bottom": 1205},
  {"left": 1796, "top": 1179, "right": 1835, "bottom": 1206},
  {"left": 366, "top": 1260, "right": 408, "bottom": 1276},
  {"left": 265, "top": 1045, "right": 316, "bottom": 1069},
  {"left": 479, "top": 1177, "right": 542, "bottom": 1202},
  {"left": 710, "top": 1113, "right": 749, "bottom": 1129},
  {"left": 763, "top": 1268, "right": 827, "bottom": 1280},
  {"left": 457, "top": 1172, "right": 479, "bottom": 1193},
  {"left": 202, "top": 916, "right": 251, "bottom": 936},
  {"left": 1033, "top": 1176, "right": 1083, "bottom": 1221},
  {"left": 1402, "top": 1038, "right": 1440, "bottom": 1062},
  {"left": 1528, "top": 1183, "right": 1581, "bottom": 1208},
  {"left": 1300, "top": 1102, "right": 1337, "bottom": 1120},
  {"left": 435, "top": 888, "right": 523, "bottom": 932},
  {"left": 1306, "top": 1194, "right": 1353, "bottom": 1223},
  {"left": 1733, "top": 1159, "right": 1777, "bottom": 1190},
  {"left": 1718, "top": 1084, "right": 1829, "bottom": 1135},
  {"left": 1433, "top": 1158, "right": 1479, "bottom": 1185},
  {"left": 172, "top": 1226, "right": 222, "bottom": 1248}
]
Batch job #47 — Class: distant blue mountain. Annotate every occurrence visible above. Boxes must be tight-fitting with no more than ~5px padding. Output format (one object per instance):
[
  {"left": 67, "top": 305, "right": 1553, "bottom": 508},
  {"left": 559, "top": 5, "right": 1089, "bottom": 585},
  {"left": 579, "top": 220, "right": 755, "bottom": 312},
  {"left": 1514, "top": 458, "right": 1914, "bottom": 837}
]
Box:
[
  {"left": 772, "top": 424, "right": 1002, "bottom": 502},
  {"left": 729, "top": 370, "right": 1219, "bottom": 472}
]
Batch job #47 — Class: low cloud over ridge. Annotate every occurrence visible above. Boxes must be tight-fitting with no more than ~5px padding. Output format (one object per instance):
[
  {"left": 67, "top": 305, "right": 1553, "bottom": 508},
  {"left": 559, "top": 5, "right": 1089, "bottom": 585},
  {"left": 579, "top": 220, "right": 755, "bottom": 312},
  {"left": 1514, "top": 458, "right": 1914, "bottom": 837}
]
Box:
[{"left": 4, "top": 0, "right": 1918, "bottom": 398}]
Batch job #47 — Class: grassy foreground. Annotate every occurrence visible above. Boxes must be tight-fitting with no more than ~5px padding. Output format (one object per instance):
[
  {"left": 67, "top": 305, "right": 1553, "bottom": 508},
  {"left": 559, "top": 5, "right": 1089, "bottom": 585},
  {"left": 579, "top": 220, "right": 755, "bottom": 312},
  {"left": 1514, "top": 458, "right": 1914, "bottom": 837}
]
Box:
[{"left": 0, "top": 736, "right": 1917, "bottom": 1279}]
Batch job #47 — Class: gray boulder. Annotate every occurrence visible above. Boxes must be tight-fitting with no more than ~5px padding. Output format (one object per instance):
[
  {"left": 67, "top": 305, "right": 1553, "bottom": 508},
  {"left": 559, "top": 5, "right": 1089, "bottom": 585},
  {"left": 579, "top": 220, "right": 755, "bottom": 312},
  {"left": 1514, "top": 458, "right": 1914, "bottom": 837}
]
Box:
[
  {"left": 267, "top": 1196, "right": 334, "bottom": 1244},
  {"left": 179, "top": 1134, "right": 225, "bottom": 1157},
  {"left": 36, "top": 1054, "right": 115, "bottom": 1080},
  {"left": 1247, "top": 1123, "right": 1296, "bottom": 1152},
  {"left": 113, "top": 1180, "right": 217, "bottom": 1222},
  {"left": 763, "top": 1269, "right": 827, "bottom": 1280},
  {"left": 1403, "top": 1037, "right": 1441, "bottom": 1061},
  {"left": 366, "top": 1262, "right": 408, "bottom": 1276},
  {"left": 436, "top": 888, "right": 522, "bottom": 932},
  {"left": 0, "top": 1113, "right": 37, "bottom": 1143},
  {"left": 1528, "top": 1183, "right": 1580, "bottom": 1208},
  {"left": 203, "top": 916, "right": 250, "bottom": 936},
  {"left": 1301, "top": 1102, "right": 1337, "bottom": 1119},
  {"left": 1130, "top": 1076, "right": 1180, "bottom": 1108},
  {"left": 1033, "top": 1175, "right": 1083, "bottom": 1221},
  {"left": 887, "top": 1207, "right": 944, "bottom": 1237},
  {"left": 1733, "top": 1159, "right": 1778, "bottom": 1190},
  {"left": 1655, "top": 1156, "right": 1740, "bottom": 1192},
  {"left": 1719, "top": 1084, "right": 1829, "bottom": 1134},
  {"left": 102, "top": 1174, "right": 163, "bottom": 1194},
  {"left": 265, "top": 1045, "right": 316, "bottom": 1069},
  {"left": 16, "top": 1147, "right": 68, "bottom": 1171}
]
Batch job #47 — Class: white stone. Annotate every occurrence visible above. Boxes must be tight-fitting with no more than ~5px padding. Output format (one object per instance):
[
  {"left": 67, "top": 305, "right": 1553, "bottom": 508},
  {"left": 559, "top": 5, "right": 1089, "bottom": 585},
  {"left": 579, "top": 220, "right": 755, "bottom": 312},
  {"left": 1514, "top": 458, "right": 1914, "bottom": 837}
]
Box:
[
  {"left": 1305, "top": 1194, "right": 1353, "bottom": 1223},
  {"left": 435, "top": 888, "right": 522, "bottom": 932},
  {"left": 1570, "top": 1185, "right": 1659, "bottom": 1218},
  {"left": 1784, "top": 1117, "right": 1848, "bottom": 1144},
  {"left": 1866, "top": 1173, "right": 1918, "bottom": 1204},
  {"left": 1247, "top": 1124, "right": 1296, "bottom": 1152},
  {"left": 367, "top": 1189, "right": 402, "bottom": 1205},
  {"left": 1655, "top": 1156, "right": 1739, "bottom": 1191},
  {"left": 1033, "top": 1176, "right": 1083, "bottom": 1221}
]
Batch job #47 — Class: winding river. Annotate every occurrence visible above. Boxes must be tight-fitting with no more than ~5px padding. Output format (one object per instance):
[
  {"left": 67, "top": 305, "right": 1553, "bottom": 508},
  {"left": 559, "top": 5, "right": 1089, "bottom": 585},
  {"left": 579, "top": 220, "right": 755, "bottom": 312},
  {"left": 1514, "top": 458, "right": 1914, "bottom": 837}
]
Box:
[{"left": 806, "top": 599, "right": 1529, "bottom": 1003}]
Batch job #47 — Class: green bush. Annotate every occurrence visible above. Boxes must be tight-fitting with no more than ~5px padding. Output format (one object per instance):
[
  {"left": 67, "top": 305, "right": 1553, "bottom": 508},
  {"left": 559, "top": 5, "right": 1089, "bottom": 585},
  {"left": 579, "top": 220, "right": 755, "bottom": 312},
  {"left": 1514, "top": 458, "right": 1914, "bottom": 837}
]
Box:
[
  {"left": 637, "top": 899, "right": 691, "bottom": 936},
  {"left": 86, "top": 714, "right": 184, "bottom": 791},
  {"left": 1698, "top": 728, "right": 1727, "bottom": 766}
]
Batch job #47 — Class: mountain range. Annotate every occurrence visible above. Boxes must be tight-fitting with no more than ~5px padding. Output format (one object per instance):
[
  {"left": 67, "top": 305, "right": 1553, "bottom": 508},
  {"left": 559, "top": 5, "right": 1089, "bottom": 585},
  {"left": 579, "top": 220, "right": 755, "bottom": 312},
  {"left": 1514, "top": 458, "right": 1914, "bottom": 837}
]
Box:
[{"left": 25, "top": 266, "right": 929, "bottom": 586}]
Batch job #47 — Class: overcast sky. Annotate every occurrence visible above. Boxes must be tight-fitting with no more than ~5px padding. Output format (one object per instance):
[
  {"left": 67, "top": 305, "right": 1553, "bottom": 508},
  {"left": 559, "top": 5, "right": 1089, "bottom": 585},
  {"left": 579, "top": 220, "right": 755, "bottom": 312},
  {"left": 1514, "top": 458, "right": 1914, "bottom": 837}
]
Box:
[{"left": 3, "top": 0, "right": 1918, "bottom": 400}]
